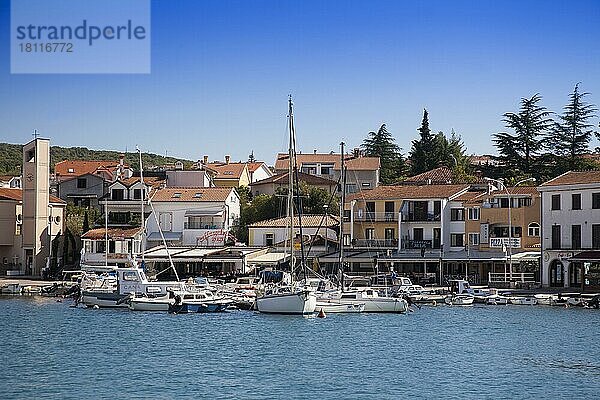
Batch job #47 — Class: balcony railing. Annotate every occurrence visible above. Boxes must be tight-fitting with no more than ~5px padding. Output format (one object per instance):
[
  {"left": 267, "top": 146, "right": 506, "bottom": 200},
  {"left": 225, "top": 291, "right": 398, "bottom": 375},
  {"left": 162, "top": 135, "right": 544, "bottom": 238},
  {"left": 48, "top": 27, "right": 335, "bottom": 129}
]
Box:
[
  {"left": 402, "top": 239, "right": 433, "bottom": 249},
  {"left": 185, "top": 222, "right": 222, "bottom": 229},
  {"left": 353, "top": 239, "right": 397, "bottom": 248},
  {"left": 401, "top": 213, "right": 440, "bottom": 222},
  {"left": 353, "top": 212, "right": 397, "bottom": 222}
]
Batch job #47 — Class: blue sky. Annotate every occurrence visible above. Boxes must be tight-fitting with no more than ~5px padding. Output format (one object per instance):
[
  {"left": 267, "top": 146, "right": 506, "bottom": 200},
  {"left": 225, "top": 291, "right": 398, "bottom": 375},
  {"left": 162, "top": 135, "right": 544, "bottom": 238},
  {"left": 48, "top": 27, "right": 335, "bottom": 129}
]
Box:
[{"left": 1, "top": 0, "right": 599, "bottom": 164}]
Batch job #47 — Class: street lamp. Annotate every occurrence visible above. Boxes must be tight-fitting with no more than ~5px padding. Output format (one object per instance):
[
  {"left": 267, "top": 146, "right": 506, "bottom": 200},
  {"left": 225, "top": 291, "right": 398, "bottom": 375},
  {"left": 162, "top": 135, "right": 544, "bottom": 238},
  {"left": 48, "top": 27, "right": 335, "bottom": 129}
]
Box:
[{"left": 484, "top": 177, "right": 536, "bottom": 282}]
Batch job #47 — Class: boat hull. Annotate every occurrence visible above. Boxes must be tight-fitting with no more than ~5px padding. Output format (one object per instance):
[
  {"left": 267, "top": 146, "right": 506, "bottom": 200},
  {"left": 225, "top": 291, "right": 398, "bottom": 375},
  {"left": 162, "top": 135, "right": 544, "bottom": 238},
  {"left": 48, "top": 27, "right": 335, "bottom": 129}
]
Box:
[
  {"left": 129, "top": 298, "right": 170, "bottom": 311},
  {"left": 81, "top": 291, "right": 129, "bottom": 308},
  {"left": 257, "top": 291, "right": 317, "bottom": 315},
  {"left": 315, "top": 302, "right": 365, "bottom": 313},
  {"left": 169, "top": 302, "right": 230, "bottom": 313},
  {"left": 509, "top": 297, "right": 538, "bottom": 305}
]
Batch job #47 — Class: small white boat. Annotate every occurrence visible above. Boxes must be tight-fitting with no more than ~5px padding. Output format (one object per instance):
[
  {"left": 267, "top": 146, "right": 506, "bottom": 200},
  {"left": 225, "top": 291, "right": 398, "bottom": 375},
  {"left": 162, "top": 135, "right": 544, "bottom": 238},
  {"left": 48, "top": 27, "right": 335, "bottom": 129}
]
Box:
[
  {"left": 509, "top": 296, "right": 538, "bottom": 305},
  {"left": 444, "top": 294, "right": 475, "bottom": 306},
  {"left": 256, "top": 285, "right": 317, "bottom": 315},
  {"left": 486, "top": 294, "right": 509, "bottom": 305},
  {"left": 321, "top": 288, "right": 408, "bottom": 313},
  {"left": 533, "top": 294, "right": 553, "bottom": 305},
  {"left": 1, "top": 283, "right": 22, "bottom": 294},
  {"left": 472, "top": 288, "right": 491, "bottom": 303},
  {"left": 128, "top": 293, "right": 172, "bottom": 311},
  {"left": 315, "top": 301, "right": 365, "bottom": 313}
]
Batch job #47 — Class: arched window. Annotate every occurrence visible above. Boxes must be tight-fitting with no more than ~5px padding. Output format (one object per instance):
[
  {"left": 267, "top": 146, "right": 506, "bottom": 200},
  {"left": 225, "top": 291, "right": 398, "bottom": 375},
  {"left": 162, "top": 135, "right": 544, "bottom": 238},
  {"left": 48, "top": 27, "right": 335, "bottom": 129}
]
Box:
[{"left": 528, "top": 222, "right": 540, "bottom": 237}]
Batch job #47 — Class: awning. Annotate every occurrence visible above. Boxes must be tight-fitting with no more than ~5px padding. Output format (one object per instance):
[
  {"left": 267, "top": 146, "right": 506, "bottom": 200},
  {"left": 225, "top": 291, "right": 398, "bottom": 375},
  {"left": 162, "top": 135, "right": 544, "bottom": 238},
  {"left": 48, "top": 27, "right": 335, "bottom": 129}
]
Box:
[
  {"left": 248, "top": 252, "right": 290, "bottom": 265},
  {"left": 184, "top": 208, "right": 223, "bottom": 217},
  {"left": 67, "top": 194, "right": 97, "bottom": 198},
  {"left": 568, "top": 251, "right": 600, "bottom": 262},
  {"left": 146, "top": 232, "right": 182, "bottom": 241}
]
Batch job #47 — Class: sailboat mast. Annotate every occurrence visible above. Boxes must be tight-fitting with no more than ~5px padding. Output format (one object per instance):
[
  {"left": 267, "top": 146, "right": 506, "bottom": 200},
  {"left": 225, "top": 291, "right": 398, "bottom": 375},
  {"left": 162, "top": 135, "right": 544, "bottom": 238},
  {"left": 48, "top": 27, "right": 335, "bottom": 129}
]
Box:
[
  {"left": 288, "top": 96, "right": 296, "bottom": 283},
  {"left": 138, "top": 148, "right": 146, "bottom": 263},
  {"left": 339, "top": 142, "right": 346, "bottom": 291}
]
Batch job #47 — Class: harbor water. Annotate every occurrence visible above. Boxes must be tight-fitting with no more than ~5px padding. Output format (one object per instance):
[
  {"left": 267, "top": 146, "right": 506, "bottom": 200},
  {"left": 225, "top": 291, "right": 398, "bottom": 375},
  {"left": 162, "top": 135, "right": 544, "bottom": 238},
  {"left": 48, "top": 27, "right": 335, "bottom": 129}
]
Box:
[{"left": 1, "top": 296, "right": 599, "bottom": 399}]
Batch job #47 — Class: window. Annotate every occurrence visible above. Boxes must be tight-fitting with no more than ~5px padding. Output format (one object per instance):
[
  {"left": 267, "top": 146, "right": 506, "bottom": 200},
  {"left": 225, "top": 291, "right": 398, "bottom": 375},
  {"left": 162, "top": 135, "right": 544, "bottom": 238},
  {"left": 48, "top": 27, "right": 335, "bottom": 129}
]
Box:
[
  {"left": 15, "top": 224, "right": 21, "bottom": 236},
  {"left": 77, "top": 178, "right": 87, "bottom": 189},
  {"left": 365, "top": 228, "right": 375, "bottom": 240},
  {"left": 551, "top": 194, "right": 561, "bottom": 210},
  {"left": 343, "top": 210, "right": 351, "bottom": 222},
  {"left": 468, "top": 208, "right": 480, "bottom": 220},
  {"left": 172, "top": 192, "right": 182, "bottom": 198},
  {"left": 450, "top": 208, "right": 465, "bottom": 221},
  {"left": 343, "top": 234, "right": 351, "bottom": 246},
  {"left": 450, "top": 233, "right": 464, "bottom": 247},
  {"left": 413, "top": 228, "right": 423, "bottom": 241},
  {"left": 384, "top": 228, "right": 395, "bottom": 240},
  {"left": 265, "top": 233, "right": 274, "bottom": 246},
  {"left": 345, "top": 184, "right": 357, "bottom": 194},
  {"left": 499, "top": 197, "right": 509, "bottom": 208},
  {"left": 96, "top": 241, "right": 106, "bottom": 253},
  {"left": 84, "top": 241, "right": 92, "bottom": 253},
  {"left": 361, "top": 182, "right": 371, "bottom": 188},
  {"left": 366, "top": 202, "right": 375, "bottom": 221},
  {"left": 384, "top": 201, "right": 395, "bottom": 221},
  {"left": 528, "top": 223, "right": 540, "bottom": 237},
  {"left": 593, "top": 225, "right": 600, "bottom": 249},
  {"left": 468, "top": 233, "right": 480, "bottom": 246},
  {"left": 516, "top": 197, "right": 532, "bottom": 207},
  {"left": 320, "top": 164, "right": 334, "bottom": 175},
  {"left": 593, "top": 193, "right": 600, "bottom": 209},
  {"left": 112, "top": 188, "right": 124, "bottom": 201},
  {"left": 572, "top": 225, "right": 581, "bottom": 249},
  {"left": 133, "top": 189, "right": 143, "bottom": 200},
  {"left": 572, "top": 193, "right": 581, "bottom": 210},
  {"left": 551, "top": 225, "right": 561, "bottom": 249}
]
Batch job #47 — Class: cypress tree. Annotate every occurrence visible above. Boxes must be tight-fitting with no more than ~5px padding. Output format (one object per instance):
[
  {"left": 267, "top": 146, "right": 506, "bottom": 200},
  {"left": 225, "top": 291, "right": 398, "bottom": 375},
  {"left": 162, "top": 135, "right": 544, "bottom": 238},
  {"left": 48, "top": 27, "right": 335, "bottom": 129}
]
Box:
[{"left": 409, "top": 109, "right": 437, "bottom": 174}]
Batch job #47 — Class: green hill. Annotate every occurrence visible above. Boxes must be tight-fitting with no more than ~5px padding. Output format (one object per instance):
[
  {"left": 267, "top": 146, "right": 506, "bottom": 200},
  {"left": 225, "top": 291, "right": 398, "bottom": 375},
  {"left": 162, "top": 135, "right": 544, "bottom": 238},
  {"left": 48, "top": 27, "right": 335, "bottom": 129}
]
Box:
[{"left": 0, "top": 142, "right": 193, "bottom": 175}]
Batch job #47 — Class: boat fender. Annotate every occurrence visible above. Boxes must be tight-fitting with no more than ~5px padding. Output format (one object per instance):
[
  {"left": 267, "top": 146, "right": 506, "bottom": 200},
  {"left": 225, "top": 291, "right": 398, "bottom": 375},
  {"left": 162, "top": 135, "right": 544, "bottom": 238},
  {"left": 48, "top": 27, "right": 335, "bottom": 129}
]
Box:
[
  {"left": 432, "top": 300, "right": 437, "bottom": 307},
  {"left": 317, "top": 308, "right": 326, "bottom": 318}
]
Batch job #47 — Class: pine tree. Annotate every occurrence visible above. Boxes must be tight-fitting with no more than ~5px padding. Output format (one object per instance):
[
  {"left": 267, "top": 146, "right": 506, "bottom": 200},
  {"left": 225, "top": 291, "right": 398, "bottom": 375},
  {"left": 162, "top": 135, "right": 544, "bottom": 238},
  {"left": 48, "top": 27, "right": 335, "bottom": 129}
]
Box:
[
  {"left": 409, "top": 109, "right": 437, "bottom": 174},
  {"left": 492, "top": 94, "right": 553, "bottom": 174},
  {"left": 361, "top": 123, "right": 406, "bottom": 184},
  {"left": 548, "top": 84, "right": 598, "bottom": 170}
]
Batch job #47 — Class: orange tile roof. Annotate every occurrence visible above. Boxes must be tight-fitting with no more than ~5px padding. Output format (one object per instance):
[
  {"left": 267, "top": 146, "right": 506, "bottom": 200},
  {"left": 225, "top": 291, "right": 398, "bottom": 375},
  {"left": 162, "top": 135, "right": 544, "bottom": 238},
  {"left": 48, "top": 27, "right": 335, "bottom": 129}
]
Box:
[
  {"left": 151, "top": 187, "right": 234, "bottom": 202},
  {"left": 120, "top": 176, "right": 165, "bottom": 188},
  {"left": 55, "top": 160, "right": 126, "bottom": 179},
  {"left": 0, "top": 188, "right": 65, "bottom": 204},
  {"left": 274, "top": 153, "right": 380, "bottom": 171},
  {"left": 452, "top": 190, "right": 487, "bottom": 202},
  {"left": 346, "top": 184, "right": 469, "bottom": 201},
  {"left": 205, "top": 162, "right": 248, "bottom": 180},
  {"left": 539, "top": 171, "right": 600, "bottom": 187},
  {"left": 247, "top": 162, "right": 269, "bottom": 173},
  {"left": 82, "top": 227, "right": 142, "bottom": 240},
  {"left": 249, "top": 214, "right": 339, "bottom": 228},
  {"left": 405, "top": 167, "right": 454, "bottom": 183}
]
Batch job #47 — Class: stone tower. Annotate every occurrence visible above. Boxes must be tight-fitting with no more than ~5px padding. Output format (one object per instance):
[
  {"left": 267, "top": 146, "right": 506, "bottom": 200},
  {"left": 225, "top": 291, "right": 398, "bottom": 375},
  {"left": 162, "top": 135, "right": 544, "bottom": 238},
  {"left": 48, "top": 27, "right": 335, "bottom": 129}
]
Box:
[{"left": 21, "top": 138, "right": 50, "bottom": 275}]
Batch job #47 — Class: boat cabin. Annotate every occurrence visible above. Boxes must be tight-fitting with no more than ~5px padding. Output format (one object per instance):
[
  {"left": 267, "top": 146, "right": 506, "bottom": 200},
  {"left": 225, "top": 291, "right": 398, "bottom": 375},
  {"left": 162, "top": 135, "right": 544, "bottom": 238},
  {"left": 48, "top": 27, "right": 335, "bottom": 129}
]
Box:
[{"left": 448, "top": 279, "right": 473, "bottom": 295}]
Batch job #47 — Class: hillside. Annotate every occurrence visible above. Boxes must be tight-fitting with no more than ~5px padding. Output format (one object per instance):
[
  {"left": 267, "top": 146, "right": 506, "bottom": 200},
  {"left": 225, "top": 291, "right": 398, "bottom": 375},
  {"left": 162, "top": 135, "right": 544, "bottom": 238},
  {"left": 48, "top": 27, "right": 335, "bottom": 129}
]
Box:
[{"left": 0, "top": 142, "right": 193, "bottom": 175}]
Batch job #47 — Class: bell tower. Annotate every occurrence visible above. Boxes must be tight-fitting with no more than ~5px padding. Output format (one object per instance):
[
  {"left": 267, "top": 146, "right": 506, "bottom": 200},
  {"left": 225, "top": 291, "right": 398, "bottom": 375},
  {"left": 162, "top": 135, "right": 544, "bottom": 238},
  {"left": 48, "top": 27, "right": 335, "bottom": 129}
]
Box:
[{"left": 21, "top": 135, "right": 50, "bottom": 276}]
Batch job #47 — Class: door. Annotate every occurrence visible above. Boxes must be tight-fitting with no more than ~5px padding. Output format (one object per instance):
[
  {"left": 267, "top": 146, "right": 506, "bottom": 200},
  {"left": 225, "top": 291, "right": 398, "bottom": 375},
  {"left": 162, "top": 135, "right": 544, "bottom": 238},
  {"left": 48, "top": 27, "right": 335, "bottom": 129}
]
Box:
[
  {"left": 159, "top": 212, "right": 172, "bottom": 232},
  {"left": 433, "top": 228, "right": 441, "bottom": 249}
]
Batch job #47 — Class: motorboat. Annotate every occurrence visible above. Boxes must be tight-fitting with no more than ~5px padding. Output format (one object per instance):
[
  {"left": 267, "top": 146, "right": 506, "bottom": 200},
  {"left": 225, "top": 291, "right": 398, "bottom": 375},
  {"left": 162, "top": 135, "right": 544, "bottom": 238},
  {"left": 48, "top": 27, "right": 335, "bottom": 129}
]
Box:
[
  {"left": 168, "top": 290, "right": 233, "bottom": 313},
  {"left": 444, "top": 294, "right": 475, "bottom": 306},
  {"left": 128, "top": 293, "right": 172, "bottom": 312},
  {"left": 509, "top": 296, "right": 538, "bottom": 305},
  {"left": 1, "top": 283, "right": 22, "bottom": 294},
  {"left": 472, "top": 288, "right": 491, "bottom": 303},
  {"left": 534, "top": 293, "right": 569, "bottom": 306},
  {"left": 319, "top": 288, "right": 408, "bottom": 313},
  {"left": 486, "top": 294, "right": 509, "bottom": 305}
]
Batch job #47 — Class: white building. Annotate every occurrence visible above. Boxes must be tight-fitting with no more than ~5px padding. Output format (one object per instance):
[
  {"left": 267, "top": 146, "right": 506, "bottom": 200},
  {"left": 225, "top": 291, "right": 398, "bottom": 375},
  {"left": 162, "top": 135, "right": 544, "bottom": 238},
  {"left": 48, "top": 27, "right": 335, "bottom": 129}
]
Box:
[
  {"left": 146, "top": 187, "right": 240, "bottom": 248},
  {"left": 538, "top": 171, "right": 600, "bottom": 289}
]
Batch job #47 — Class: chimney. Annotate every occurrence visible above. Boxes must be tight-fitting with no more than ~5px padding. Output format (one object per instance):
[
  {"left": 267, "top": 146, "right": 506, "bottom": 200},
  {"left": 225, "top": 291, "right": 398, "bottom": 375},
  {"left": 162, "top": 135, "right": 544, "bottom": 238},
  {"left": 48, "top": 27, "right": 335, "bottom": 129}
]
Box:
[
  {"left": 353, "top": 148, "right": 360, "bottom": 158},
  {"left": 225, "top": 155, "right": 230, "bottom": 164},
  {"left": 202, "top": 155, "right": 208, "bottom": 165},
  {"left": 118, "top": 153, "right": 125, "bottom": 180},
  {"left": 313, "top": 149, "right": 317, "bottom": 154}
]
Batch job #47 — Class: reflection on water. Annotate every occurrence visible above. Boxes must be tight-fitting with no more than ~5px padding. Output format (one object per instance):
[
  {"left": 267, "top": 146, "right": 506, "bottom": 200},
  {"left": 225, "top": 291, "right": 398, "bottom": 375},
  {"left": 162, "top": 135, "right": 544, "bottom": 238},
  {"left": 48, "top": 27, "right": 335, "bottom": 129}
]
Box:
[{"left": 0, "top": 297, "right": 599, "bottom": 399}]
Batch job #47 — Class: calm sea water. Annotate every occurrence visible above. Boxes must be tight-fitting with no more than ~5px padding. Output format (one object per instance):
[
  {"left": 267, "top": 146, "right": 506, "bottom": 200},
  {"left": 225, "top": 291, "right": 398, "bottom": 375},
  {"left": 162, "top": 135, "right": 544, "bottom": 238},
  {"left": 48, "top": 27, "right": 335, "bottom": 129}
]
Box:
[{"left": 1, "top": 297, "right": 599, "bottom": 399}]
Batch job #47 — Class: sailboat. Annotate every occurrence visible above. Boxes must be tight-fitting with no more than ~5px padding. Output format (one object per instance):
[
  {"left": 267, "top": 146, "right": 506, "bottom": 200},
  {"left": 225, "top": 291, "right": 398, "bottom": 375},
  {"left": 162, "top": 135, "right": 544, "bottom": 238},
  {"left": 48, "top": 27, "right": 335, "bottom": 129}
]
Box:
[
  {"left": 256, "top": 97, "right": 317, "bottom": 315},
  {"left": 315, "top": 143, "right": 407, "bottom": 314}
]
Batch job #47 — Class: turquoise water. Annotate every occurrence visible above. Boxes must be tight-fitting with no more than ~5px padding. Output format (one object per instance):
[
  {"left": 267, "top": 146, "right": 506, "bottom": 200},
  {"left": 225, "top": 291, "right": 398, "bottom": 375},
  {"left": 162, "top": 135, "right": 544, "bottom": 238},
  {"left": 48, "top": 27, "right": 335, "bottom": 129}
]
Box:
[{"left": 1, "top": 297, "right": 599, "bottom": 399}]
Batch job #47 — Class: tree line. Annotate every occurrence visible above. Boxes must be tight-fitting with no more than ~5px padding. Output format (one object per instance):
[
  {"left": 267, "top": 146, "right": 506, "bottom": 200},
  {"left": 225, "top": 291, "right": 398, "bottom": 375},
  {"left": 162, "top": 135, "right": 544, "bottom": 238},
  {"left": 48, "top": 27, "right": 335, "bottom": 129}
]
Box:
[{"left": 360, "top": 83, "right": 599, "bottom": 185}]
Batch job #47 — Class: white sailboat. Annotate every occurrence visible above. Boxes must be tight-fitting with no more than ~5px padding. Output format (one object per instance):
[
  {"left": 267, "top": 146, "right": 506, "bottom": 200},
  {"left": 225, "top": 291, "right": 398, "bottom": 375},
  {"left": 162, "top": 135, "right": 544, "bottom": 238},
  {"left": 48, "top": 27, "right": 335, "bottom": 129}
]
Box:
[{"left": 256, "top": 97, "right": 317, "bottom": 315}]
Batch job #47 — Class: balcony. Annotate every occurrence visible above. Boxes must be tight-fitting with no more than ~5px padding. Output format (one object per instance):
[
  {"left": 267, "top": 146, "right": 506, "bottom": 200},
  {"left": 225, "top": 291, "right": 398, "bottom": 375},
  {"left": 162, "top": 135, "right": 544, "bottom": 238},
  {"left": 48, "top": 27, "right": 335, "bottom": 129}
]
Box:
[
  {"left": 185, "top": 221, "right": 222, "bottom": 230},
  {"left": 401, "top": 213, "right": 440, "bottom": 222},
  {"left": 354, "top": 212, "right": 397, "bottom": 222},
  {"left": 489, "top": 237, "right": 521, "bottom": 249},
  {"left": 353, "top": 239, "right": 397, "bottom": 248},
  {"left": 402, "top": 239, "right": 433, "bottom": 249}
]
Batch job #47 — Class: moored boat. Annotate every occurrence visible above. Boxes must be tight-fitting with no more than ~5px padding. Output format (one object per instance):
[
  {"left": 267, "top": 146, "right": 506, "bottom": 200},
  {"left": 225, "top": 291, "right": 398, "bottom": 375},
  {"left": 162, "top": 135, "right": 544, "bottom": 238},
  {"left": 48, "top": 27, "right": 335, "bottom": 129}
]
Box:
[
  {"left": 509, "top": 296, "right": 538, "bottom": 305},
  {"left": 486, "top": 294, "right": 509, "bottom": 305},
  {"left": 315, "top": 301, "right": 365, "bottom": 313},
  {"left": 444, "top": 294, "right": 475, "bottom": 306}
]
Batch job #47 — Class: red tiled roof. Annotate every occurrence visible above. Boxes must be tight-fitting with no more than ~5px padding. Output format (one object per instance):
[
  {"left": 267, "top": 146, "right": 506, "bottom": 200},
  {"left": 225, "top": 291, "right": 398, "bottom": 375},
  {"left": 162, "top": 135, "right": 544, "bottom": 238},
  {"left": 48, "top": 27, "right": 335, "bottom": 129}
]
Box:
[
  {"left": 120, "top": 176, "right": 165, "bottom": 188},
  {"left": 55, "top": 160, "right": 126, "bottom": 179},
  {"left": 82, "top": 227, "right": 142, "bottom": 240},
  {"left": 251, "top": 171, "right": 337, "bottom": 186},
  {"left": 249, "top": 214, "right": 339, "bottom": 228},
  {"left": 539, "top": 171, "right": 600, "bottom": 187},
  {"left": 274, "top": 153, "right": 380, "bottom": 171},
  {"left": 205, "top": 162, "right": 248, "bottom": 180},
  {"left": 151, "top": 187, "right": 234, "bottom": 202},
  {"left": 247, "top": 162, "right": 269, "bottom": 173},
  {"left": 346, "top": 184, "right": 469, "bottom": 201},
  {"left": 0, "top": 188, "right": 65, "bottom": 204},
  {"left": 405, "top": 167, "right": 454, "bottom": 184}
]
